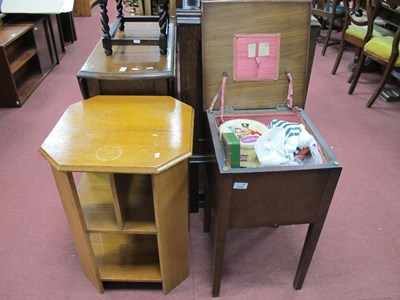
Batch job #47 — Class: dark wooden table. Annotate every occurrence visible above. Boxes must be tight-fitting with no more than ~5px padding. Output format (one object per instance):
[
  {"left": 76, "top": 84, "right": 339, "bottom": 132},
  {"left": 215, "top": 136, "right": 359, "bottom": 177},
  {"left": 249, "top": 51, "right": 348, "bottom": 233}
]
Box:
[
  {"left": 97, "top": 0, "right": 170, "bottom": 55},
  {"left": 77, "top": 21, "right": 176, "bottom": 99}
]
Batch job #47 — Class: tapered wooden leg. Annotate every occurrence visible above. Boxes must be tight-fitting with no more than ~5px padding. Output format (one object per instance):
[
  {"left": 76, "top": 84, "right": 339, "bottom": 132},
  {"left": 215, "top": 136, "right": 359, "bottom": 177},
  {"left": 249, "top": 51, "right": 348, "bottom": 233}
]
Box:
[
  {"left": 212, "top": 177, "right": 232, "bottom": 297},
  {"left": 293, "top": 169, "right": 341, "bottom": 289},
  {"left": 203, "top": 181, "right": 211, "bottom": 233},
  {"left": 347, "top": 69, "right": 355, "bottom": 83},
  {"left": 366, "top": 60, "right": 397, "bottom": 108},
  {"left": 322, "top": 20, "right": 334, "bottom": 56},
  {"left": 348, "top": 54, "right": 366, "bottom": 94},
  {"left": 347, "top": 48, "right": 364, "bottom": 83},
  {"left": 212, "top": 220, "right": 229, "bottom": 297},
  {"left": 293, "top": 222, "right": 322, "bottom": 289},
  {"left": 322, "top": 6, "right": 342, "bottom": 57},
  {"left": 354, "top": 48, "right": 362, "bottom": 65},
  {"left": 366, "top": 84, "right": 385, "bottom": 108},
  {"left": 331, "top": 39, "right": 346, "bottom": 75},
  {"left": 203, "top": 162, "right": 215, "bottom": 233}
]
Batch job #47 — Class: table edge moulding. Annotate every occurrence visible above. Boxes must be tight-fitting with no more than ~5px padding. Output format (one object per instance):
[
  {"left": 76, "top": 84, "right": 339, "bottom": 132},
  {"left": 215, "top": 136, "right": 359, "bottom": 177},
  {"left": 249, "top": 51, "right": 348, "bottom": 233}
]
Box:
[{"left": 39, "top": 95, "right": 195, "bottom": 294}]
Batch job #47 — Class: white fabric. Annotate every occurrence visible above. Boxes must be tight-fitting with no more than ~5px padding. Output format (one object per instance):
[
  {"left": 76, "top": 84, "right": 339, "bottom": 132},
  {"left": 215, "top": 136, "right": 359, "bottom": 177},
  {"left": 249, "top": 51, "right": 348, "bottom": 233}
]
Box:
[
  {"left": 254, "top": 120, "right": 323, "bottom": 166},
  {"left": 1, "top": 0, "right": 74, "bottom": 13}
]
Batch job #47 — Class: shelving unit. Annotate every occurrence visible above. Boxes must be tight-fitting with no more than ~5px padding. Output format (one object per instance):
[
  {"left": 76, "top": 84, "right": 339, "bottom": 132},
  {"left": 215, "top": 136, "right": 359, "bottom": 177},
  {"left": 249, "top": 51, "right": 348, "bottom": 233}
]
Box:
[
  {"left": 0, "top": 18, "right": 55, "bottom": 107},
  {"left": 0, "top": 25, "right": 37, "bottom": 106},
  {"left": 40, "top": 95, "right": 194, "bottom": 294},
  {"left": 79, "top": 172, "right": 162, "bottom": 283}
]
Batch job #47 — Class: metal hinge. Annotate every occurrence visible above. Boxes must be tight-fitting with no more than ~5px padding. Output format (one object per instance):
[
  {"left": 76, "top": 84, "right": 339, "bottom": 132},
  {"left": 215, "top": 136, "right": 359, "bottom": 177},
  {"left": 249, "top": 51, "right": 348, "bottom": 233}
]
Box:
[{"left": 275, "top": 104, "right": 288, "bottom": 110}]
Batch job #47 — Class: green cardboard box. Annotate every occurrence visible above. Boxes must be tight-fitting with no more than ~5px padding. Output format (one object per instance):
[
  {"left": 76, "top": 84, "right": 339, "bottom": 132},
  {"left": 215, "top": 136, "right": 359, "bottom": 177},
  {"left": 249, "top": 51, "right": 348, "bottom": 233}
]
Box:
[{"left": 221, "top": 132, "right": 240, "bottom": 168}]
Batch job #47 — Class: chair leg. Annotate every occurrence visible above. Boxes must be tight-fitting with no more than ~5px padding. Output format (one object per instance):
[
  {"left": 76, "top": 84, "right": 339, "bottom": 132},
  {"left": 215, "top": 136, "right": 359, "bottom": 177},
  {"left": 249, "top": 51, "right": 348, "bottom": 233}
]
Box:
[
  {"left": 347, "top": 47, "right": 362, "bottom": 83},
  {"left": 322, "top": 18, "right": 335, "bottom": 56},
  {"left": 347, "top": 70, "right": 354, "bottom": 83},
  {"left": 366, "top": 61, "right": 396, "bottom": 108},
  {"left": 331, "top": 40, "right": 346, "bottom": 75},
  {"left": 366, "top": 84, "right": 385, "bottom": 108},
  {"left": 348, "top": 54, "right": 366, "bottom": 94},
  {"left": 354, "top": 47, "right": 362, "bottom": 65}
]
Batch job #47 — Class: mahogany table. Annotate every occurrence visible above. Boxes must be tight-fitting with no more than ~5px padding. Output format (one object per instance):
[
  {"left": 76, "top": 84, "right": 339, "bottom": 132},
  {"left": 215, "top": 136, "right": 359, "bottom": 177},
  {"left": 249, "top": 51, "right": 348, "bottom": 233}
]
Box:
[{"left": 77, "top": 21, "right": 176, "bottom": 99}]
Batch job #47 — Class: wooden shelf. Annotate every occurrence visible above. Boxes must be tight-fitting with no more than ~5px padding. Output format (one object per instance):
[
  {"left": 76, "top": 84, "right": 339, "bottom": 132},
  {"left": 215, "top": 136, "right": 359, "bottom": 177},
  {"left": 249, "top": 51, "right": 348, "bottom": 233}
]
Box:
[
  {"left": 9, "top": 48, "right": 37, "bottom": 74},
  {"left": 78, "top": 173, "right": 157, "bottom": 234},
  {"left": 0, "top": 18, "right": 58, "bottom": 107},
  {"left": 15, "top": 68, "right": 43, "bottom": 104},
  {"left": 90, "top": 233, "right": 162, "bottom": 282}
]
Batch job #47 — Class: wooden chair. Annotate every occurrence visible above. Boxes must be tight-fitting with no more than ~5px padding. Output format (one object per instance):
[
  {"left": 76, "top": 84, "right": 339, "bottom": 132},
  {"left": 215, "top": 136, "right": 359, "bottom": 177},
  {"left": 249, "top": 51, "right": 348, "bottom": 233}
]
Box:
[
  {"left": 312, "top": 0, "right": 346, "bottom": 55},
  {"left": 97, "top": 0, "right": 171, "bottom": 55},
  {"left": 348, "top": 0, "right": 400, "bottom": 107},
  {"left": 331, "top": 0, "right": 394, "bottom": 75}
]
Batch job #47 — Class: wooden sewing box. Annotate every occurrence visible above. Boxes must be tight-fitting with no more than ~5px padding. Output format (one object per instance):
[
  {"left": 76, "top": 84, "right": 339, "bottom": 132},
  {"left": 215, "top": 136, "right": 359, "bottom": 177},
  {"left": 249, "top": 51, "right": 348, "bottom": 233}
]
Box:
[{"left": 201, "top": 0, "right": 343, "bottom": 296}]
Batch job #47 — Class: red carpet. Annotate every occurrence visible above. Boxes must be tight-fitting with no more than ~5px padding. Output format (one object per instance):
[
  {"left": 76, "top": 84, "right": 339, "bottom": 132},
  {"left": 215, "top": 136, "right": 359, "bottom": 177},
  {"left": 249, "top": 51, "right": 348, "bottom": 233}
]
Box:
[{"left": 0, "top": 7, "right": 399, "bottom": 299}]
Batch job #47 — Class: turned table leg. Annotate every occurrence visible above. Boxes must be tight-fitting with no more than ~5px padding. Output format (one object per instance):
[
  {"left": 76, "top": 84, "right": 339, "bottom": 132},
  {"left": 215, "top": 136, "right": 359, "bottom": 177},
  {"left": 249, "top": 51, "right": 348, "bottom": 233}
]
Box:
[{"left": 99, "top": 0, "right": 112, "bottom": 55}]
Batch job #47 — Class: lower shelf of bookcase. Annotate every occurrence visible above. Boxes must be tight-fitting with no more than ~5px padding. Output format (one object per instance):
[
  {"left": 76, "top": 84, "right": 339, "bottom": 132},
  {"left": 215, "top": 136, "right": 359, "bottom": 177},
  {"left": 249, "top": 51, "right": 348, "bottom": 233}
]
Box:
[
  {"left": 90, "top": 232, "right": 162, "bottom": 282},
  {"left": 98, "top": 264, "right": 162, "bottom": 282}
]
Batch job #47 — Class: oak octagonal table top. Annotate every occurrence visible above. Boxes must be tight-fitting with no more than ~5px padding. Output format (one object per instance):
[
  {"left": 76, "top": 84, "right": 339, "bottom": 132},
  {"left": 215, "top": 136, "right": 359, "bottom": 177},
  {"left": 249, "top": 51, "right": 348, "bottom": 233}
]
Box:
[{"left": 40, "top": 95, "right": 194, "bottom": 174}]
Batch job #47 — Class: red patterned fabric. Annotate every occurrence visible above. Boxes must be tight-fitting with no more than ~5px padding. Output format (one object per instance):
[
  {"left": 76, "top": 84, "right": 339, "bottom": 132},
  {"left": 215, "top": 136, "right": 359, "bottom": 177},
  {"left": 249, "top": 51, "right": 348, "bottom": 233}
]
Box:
[{"left": 233, "top": 33, "right": 280, "bottom": 82}]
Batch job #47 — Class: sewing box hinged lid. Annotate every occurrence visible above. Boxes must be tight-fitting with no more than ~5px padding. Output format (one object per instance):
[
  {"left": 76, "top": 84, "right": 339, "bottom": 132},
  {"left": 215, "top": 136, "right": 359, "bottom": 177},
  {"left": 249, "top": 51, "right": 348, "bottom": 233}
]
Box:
[{"left": 202, "top": 0, "right": 312, "bottom": 112}]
